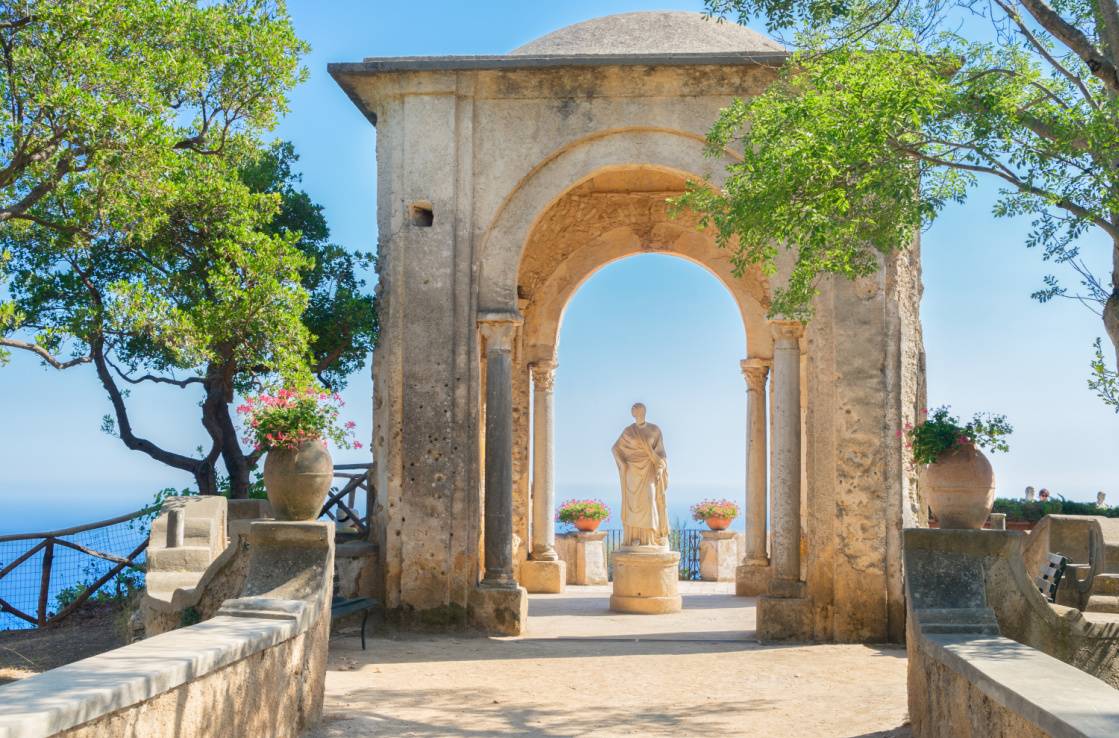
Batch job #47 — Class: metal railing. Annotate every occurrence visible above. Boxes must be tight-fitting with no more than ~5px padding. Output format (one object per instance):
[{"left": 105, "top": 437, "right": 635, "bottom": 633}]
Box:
[
  {"left": 601, "top": 527, "right": 704, "bottom": 581},
  {"left": 0, "top": 464, "right": 375, "bottom": 631},
  {"left": 0, "top": 508, "right": 153, "bottom": 629}
]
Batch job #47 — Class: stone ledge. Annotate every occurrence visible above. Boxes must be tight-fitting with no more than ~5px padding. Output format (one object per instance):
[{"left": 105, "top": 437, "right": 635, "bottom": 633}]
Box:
[
  {"left": 0, "top": 614, "right": 299, "bottom": 738},
  {"left": 924, "top": 634, "right": 1119, "bottom": 737}
]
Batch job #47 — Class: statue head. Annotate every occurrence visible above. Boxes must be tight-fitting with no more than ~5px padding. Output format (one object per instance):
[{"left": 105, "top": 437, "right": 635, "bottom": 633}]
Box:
[{"left": 631, "top": 402, "right": 647, "bottom": 424}]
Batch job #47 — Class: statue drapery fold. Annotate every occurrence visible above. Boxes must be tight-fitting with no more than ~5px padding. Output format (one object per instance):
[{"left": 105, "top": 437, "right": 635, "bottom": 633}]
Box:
[{"left": 612, "top": 421, "right": 669, "bottom": 547}]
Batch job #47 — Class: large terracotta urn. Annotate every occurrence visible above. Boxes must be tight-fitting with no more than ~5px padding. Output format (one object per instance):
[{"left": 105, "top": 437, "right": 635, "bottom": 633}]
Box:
[
  {"left": 922, "top": 442, "right": 996, "bottom": 529},
  {"left": 263, "top": 440, "right": 334, "bottom": 521},
  {"left": 705, "top": 517, "right": 732, "bottom": 531}
]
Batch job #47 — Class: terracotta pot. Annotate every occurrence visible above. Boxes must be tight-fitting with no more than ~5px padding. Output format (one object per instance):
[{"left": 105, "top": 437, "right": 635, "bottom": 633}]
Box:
[
  {"left": 705, "top": 517, "right": 732, "bottom": 531},
  {"left": 921, "top": 443, "right": 996, "bottom": 529},
  {"left": 263, "top": 440, "right": 334, "bottom": 521},
  {"left": 574, "top": 517, "right": 601, "bottom": 532}
]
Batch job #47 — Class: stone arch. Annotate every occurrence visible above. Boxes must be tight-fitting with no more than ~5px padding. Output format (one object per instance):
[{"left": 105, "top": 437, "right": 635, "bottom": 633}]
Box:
[
  {"left": 476, "top": 127, "right": 771, "bottom": 351},
  {"left": 521, "top": 224, "right": 770, "bottom": 364}
]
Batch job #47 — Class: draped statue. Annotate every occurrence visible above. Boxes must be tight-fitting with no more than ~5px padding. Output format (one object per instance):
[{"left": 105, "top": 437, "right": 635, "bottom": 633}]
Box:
[{"left": 612, "top": 403, "right": 670, "bottom": 548}]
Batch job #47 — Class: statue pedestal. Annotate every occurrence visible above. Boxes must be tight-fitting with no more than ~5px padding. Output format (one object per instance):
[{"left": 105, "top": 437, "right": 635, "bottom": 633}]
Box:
[{"left": 610, "top": 547, "right": 682, "bottom": 614}]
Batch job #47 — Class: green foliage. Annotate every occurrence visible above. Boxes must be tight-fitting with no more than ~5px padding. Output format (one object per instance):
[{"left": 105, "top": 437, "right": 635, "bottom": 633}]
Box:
[
  {"left": 688, "top": 0, "right": 1119, "bottom": 367},
  {"left": 555, "top": 499, "right": 611, "bottom": 523},
  {"left": 993, "top": 496, "right": 1119, "bottom": 522},
  {"left": 690, "top": 498, "right": 740, "bottom": 521},
  {"left": 54, "top": 562, "right": 145, "bottom": 612},
  {"left": 237, "top": 386, "right": 360, "bottom": 451},
  {"left": 906, "top": 405, "right": 1012, "bottom": 465},
  {"left": 1089, "top": 338, "right": 1119, "bottom": 411},
  {"left": 0, "top": 5, "right": 378, "bottom": 495}
]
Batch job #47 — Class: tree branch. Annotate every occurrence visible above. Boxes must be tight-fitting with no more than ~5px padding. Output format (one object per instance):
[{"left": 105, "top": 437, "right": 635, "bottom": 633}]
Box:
[
  {"left": 104, "top": 354, "right": 204, "bottom": 387},
  {"left": 1016, "top": 0, "right": 1119, "bottom": 93},
  {"left": 0, "top": 338, "right": 90, "bottom": 369}
]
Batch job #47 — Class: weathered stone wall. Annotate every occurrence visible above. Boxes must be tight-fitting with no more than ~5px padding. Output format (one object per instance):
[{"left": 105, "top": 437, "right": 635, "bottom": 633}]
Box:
[{"left": 0, "top": 522, "right": 335, "bottom": 738}]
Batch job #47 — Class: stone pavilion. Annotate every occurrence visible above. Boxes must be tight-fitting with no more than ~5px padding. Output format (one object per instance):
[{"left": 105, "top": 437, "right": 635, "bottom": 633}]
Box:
[{"left": 330, "top": 11, "right": 925, "bottom": 641}]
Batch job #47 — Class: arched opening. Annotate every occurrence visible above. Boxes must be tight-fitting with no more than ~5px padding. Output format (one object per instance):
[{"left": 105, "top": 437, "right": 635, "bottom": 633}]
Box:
[{"left": 494, "top": 165, "right": 773, "bottom": 636}]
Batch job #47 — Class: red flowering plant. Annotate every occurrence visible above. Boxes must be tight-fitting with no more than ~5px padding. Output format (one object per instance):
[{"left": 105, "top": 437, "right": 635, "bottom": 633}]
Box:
[
  {"left": 237, "top": 386, "right": 362, "bottom": 452},
  {"left": 690, "top": 499, "right": 740, "bottom": 522},
  {"left": 556, "top": 499, "right": 611, "bottom": 525}
]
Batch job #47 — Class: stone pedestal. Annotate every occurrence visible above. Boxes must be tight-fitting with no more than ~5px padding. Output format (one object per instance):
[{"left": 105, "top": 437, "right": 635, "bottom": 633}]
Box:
[
  {"left": 610, "top": 547, "right": 682, "bottom": 614},
  {"left": 469, "top": 583, "right": 528, "bottom": 636},
  {"left": 735, "top": 559, "right": 771, "bottom": 596},
  {"left": 557, "top": 531, "right": 608, "bottom": 585},
  {"left": 521, "top": 559, "right": 566, "bottom": 593},
  {"left": 700, "top": 530, "right": 738, "bottom": 582}
]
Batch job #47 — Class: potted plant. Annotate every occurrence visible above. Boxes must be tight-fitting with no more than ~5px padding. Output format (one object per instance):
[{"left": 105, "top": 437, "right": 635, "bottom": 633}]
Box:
[
  {"left": 690, "top": 499, "right": 740, "bottom": 531},
  {"left": 238, "top": 387, "right": 361, "bottom": 521},
  {"left": 906, "top": 406, "right": 1011, "bottom": 530},
  {"left": 556, "top": 499, "right": 610, "bottom": 532}
]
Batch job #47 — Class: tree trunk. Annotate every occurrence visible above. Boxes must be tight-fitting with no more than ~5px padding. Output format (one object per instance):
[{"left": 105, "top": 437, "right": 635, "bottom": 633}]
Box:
[{"left": 216, "top": 400, "right": 252, "bottom": 499}]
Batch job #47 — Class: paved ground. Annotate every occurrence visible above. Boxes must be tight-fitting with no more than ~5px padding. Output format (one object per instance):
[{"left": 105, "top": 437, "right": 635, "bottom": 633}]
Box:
[{"left": 313, "top": 583, "right": 911, "bottom": 737}]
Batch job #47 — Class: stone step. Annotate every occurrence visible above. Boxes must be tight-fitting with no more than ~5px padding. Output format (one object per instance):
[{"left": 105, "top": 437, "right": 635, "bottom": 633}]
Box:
[
  {"left": 1093, "top": 573, "right": 1119, "bottom": 596},
  {"left": 148, "top": 545, "right": 212, "bottom": 572},
  {"left": 145, "top": 571, "right": 203, "bottom": 598},
  {"left": 1086, "top": 595, "right": 1119, "bottom": 614}
]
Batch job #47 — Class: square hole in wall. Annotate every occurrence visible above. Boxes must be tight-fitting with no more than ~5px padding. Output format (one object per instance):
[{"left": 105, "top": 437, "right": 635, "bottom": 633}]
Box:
[{"left": 409, "top": 201, "right": 434, "bottom": 227}]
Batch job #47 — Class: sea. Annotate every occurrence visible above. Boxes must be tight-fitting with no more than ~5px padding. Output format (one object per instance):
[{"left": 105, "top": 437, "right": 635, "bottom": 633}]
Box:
[{"left": 0, "top": 480, "right": 745, "bottom": 629}]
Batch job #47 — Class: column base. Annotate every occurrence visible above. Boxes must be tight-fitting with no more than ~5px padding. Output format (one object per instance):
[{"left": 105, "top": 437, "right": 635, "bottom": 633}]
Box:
[
  {"left": 758, "top": 576, "right": 812, "bottom": 641},
  {"left": 610, "top": 547, "right": 682, "bottom": 614},
  {"left": 468, "top": 583, "right": 527, "bottom": 636},
  {"left": 699, "top": 530, "right": 738, "bottom": 582},
  {"left": 521, "top": 559, "right": 566, "bottom": 593},
  {"left": 735, "top": 558, "right": 771, "bottom": 596}
]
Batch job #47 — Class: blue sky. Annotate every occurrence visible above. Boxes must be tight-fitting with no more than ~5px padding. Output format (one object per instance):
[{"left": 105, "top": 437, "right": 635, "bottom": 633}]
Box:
[{"left": 1, "top": 1, "right": 1116, "bottom": 533}]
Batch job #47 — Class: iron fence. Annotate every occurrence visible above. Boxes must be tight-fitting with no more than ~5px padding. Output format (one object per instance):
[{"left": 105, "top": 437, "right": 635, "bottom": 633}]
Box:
[{"left": 602, "top": 527, "right": 704, "bottom": 581}]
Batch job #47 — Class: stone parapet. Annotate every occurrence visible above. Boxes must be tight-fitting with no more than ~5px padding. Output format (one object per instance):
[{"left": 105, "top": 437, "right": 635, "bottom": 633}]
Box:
[
  {"left": 904, "top": 528, "right": 1119, "bottom": 737},
  {"left": 0, "top": 521, "right": 335, "bottom": 738}
]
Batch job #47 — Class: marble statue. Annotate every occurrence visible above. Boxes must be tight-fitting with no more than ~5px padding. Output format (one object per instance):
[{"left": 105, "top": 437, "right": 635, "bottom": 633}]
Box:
[
  {"left": 1026, "top": 486, "right": 1036, "bottom": 502},
  {"left": 1098, "top": 491, "right": 1108, "bottom": 509},
  {"left": 612, "top": 403, "right": 670, "bottom": 548}
]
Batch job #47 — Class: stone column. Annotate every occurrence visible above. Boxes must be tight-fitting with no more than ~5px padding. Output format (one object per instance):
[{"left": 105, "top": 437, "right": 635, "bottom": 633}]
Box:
[
  {"left": 530, "top": 360, "right": 558, "bottom": 561},
  {"left": 471, "top": 314, "right": 528, "bottom": 635},
  {"left": 768, "top": 320, "right": 805, "bottom": 595},
  {"left": 478, "top": 315, "right": 520, "bottom": 588},
  {"left": 521, "top": 360, "right": 566, "bottom": 593},
  {"left": 736, "top": 358, "right": 772, "bottom": 596}
]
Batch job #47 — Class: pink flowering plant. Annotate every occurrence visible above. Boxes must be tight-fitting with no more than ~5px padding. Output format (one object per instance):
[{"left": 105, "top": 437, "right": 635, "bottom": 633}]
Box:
[
  {"left": 690, "top": 499, "right": 740, "bottom": 522},
  {"left": 237, "top": 386, "right": 362, "bottom": 452},
  {"left": 556, "top": 499, "right": 610, "bottom": 524},
  {"left": 904, "top": 406, "right": 1011, "bottom": 466}
]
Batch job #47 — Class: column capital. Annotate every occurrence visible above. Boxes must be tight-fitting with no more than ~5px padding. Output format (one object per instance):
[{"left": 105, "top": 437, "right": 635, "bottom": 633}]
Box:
[
  {"left": 478, "top": 311, "right": 522, "bottom": 351},
  {"left": 769, "top": 319, "right": 806, "bottom": 345},
  {"left": 530, "top": 360, "right": 557, "bottom": 391},
  {"left": 739, "top": 358, "right": 771, "bottom": 392}
]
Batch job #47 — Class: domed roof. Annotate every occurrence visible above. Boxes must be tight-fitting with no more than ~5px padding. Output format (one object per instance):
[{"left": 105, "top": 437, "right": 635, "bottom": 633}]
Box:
[{"left": 510, "top": 11, "right": 784, "bottom": 57}]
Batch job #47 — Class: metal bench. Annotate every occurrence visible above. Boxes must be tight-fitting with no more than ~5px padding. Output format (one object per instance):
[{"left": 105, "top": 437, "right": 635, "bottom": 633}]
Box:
[
  {"left": 331, "top": 596, "right": 378, "bottom": 650},
  {"left": 1037, "top": 553, "right": 1069, "bottom": 603}
]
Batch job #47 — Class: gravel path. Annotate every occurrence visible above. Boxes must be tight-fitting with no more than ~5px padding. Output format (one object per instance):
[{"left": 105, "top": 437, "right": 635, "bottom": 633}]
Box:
[{"left": 313, "top": 583, "right": 911, "bottom": 737}]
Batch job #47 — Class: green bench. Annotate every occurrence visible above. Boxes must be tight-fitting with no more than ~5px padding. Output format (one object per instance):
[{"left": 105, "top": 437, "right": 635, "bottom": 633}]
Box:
[{"left": 331, "top": 596, "right": 378, "bottom": 650}]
